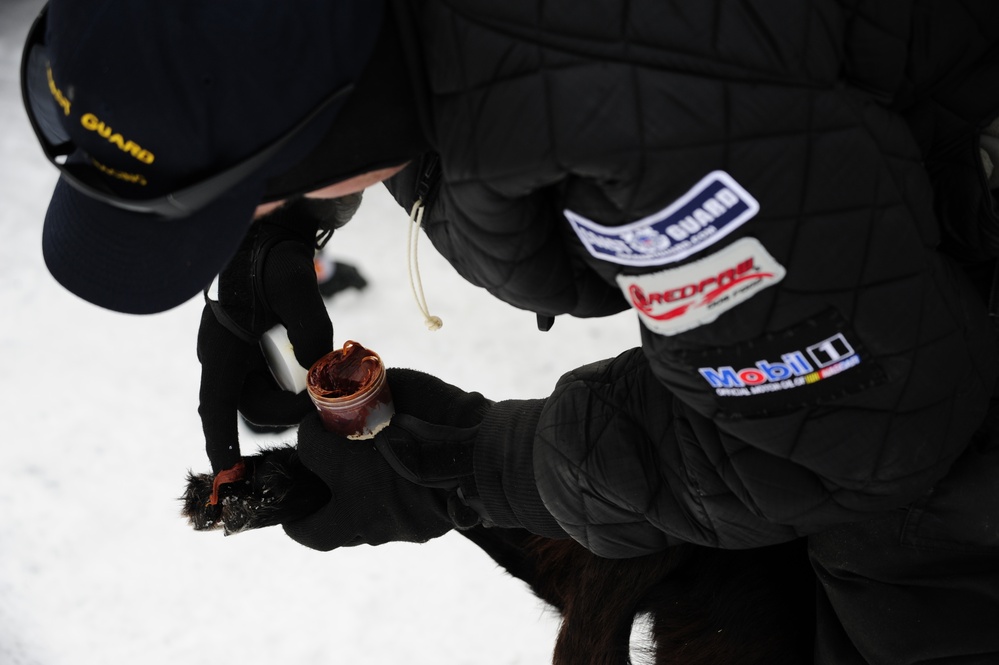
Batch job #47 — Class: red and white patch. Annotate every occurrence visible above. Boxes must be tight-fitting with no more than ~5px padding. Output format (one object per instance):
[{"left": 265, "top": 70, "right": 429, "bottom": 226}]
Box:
[{"left": 615, "top": 237, "right": 785, "bottom": 336}]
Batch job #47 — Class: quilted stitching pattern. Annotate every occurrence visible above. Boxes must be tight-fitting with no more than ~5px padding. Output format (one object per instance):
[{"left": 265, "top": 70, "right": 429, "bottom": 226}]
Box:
[{"left": 408, "top": 0, "right": 999, "bottom": 555}]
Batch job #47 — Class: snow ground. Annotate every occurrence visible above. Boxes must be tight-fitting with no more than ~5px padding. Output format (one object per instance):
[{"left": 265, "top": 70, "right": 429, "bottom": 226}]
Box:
[{"left": 0, "top": 2, "right": 641, "bottom": 664}]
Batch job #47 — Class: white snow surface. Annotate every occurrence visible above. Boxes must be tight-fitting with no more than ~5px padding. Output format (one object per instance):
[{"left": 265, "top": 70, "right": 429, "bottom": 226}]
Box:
[{"left": 0, "top": 2, "right": 641, "bottom": 663}]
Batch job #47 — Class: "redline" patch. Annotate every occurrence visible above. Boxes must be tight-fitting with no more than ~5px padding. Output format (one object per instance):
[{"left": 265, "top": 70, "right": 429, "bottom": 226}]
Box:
[{"left": 615, "top": 237, "right": 784, "bottom": 336}]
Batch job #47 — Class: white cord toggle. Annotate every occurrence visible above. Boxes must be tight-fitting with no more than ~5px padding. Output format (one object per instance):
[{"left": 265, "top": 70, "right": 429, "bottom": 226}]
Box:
[{"left": 407, "top": 199, "right": 443, "bottom": 331}]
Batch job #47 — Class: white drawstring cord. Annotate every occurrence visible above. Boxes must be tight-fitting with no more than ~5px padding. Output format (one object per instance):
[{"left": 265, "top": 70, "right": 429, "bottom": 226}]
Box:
[{"left": 407, "top": 199, "right": 443, "bottom": 331}]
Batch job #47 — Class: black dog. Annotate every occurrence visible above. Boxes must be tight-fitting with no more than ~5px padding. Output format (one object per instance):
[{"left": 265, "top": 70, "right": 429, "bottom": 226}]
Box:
[
  {"left": 184, "top": 446, "right": 815, "bottom": 664},
  {"left": 461, "top": 526, "right": 815, "bottom": 664}
]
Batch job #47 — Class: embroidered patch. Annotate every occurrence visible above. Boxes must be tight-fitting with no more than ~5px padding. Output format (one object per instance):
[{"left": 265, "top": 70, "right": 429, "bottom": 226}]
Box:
[
  {"left": 616, "top": 237, "right": 784, "bottom": 336},
  {"left": 681, "top": 310, "right": 886, "bottom": 415},
  {"left": 565, "top": 171, "right": 759, "bottom": 267}
]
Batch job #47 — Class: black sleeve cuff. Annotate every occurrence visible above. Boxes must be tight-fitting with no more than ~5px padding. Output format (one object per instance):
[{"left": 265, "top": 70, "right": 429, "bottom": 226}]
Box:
[{"left": 472, "top": 399, "right": 568, "bottom": 539}]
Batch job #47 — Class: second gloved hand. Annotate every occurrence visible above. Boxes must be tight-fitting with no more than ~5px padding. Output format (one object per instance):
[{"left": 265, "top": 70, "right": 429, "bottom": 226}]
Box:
[
  {"left": 283, "top": 369, "right": 491, "bottom": 550},
  {"left": 282, "top": 411, "right": 461, "bottom": 550},
  {"left": 283, "top": 368, "right": 567, "bottom": 551}
]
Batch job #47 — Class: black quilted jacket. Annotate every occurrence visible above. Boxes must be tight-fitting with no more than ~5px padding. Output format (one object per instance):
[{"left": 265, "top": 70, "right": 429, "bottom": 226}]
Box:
[{"left": 385, "top": 0, "right": 999, "bottom": 557}]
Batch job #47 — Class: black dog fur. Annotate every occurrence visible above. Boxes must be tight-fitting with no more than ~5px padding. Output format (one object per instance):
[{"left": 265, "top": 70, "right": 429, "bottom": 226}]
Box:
[{"left": 182, "top": 446, "right": 815, "bottom": 663}]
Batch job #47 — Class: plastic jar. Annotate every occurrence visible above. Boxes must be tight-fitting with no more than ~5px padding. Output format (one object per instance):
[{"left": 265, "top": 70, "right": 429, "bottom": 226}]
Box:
[{"left": 306, "top": 340, "right": 394, "bottom": 438}]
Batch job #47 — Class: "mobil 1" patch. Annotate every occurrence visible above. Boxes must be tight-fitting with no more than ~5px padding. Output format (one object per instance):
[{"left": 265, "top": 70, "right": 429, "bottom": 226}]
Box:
[
  {"left": 680, "top": 310, "right": 886, "bottom": 415},
  {"left": 565, "top": 171, "right": 759, "bottom": 267}
]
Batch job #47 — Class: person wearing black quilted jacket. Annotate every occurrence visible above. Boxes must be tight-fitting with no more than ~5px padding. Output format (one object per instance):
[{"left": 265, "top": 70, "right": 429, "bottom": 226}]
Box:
[{"left": 27, "top": 0, "right": 999, "bottom": 661}]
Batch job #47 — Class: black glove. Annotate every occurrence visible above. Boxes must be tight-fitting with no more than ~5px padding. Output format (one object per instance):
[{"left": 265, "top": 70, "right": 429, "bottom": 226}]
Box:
[
  {"left": 197, "top": 195, "right": 361, "bottom": 474},
  {"left": 282, "top": 369, "right": 567, "bottom": 552},
  {"left": 282, "top": 369, "right": 487, "bottom": 550},
  {"left": 281, "top": 412, "right": 460, "bottom": 549}
]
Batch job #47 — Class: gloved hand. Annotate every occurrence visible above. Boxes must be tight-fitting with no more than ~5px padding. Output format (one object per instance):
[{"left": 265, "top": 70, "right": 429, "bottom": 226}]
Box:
[
  {"left": 282, "top": 368, "right": 570, "bottom": 551},
  {"left": 197, "top": 194, "right": 361, "bottom": 476},
  {"left": 282, "top": 368, "right": 493, "bottom": 550}
]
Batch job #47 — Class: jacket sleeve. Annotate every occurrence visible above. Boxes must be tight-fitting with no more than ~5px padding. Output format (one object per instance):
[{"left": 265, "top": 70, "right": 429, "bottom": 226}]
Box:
[
  {"left": 531, "top": 347, "right": 800, "bottom": 556},
  {"left": 476, "top": 305, "right": 995, "bottom": 560},
  {"left": 469, "top": 346, "right": 814, "bottom": 558}
]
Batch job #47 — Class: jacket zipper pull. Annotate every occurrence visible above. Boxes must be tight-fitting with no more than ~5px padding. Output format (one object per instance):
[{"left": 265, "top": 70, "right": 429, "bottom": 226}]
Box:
[{"left": 414, "top": 152, "right": 441, "bottom": 208}]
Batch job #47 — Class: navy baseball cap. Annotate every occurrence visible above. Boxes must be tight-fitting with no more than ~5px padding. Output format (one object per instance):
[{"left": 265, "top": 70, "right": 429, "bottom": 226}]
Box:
[{"left": 22, "top": 0, "right": 384, "bottom": 314}]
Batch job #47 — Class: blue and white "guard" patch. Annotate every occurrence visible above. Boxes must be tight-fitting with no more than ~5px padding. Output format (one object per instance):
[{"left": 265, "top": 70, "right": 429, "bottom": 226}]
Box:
[{"left": 565, "top": 171, "right": 759, "bottom": 267}]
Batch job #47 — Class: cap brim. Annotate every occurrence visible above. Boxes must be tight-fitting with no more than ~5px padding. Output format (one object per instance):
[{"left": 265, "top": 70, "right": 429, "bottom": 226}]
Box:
[{"left": 43, "top": 176, "right": 263, "bottom": 314}]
